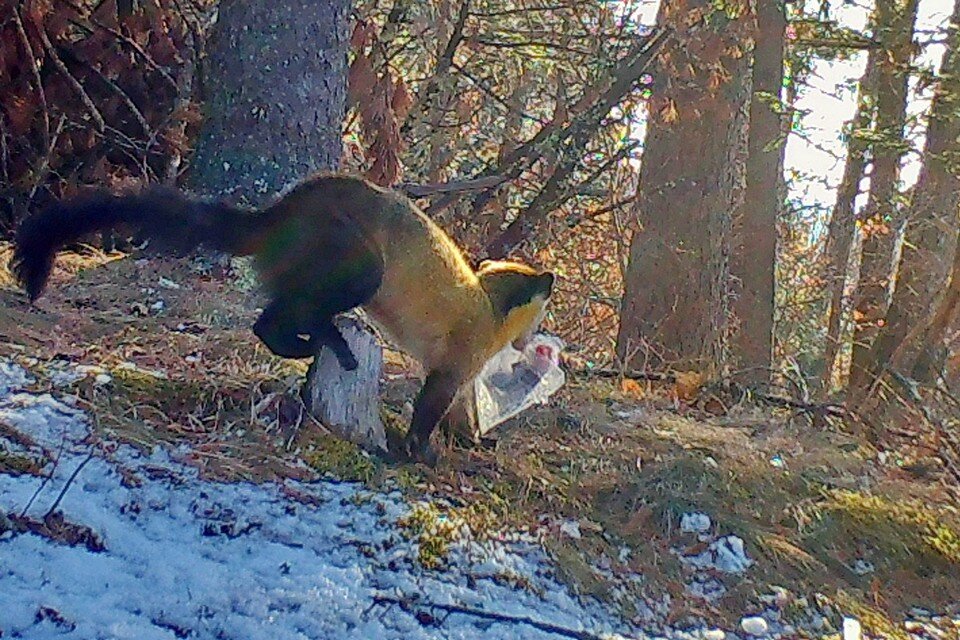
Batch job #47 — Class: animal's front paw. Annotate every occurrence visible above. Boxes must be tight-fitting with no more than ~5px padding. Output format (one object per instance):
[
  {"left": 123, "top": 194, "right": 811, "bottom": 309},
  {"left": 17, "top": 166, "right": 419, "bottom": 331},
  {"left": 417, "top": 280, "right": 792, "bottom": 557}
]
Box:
[{"left": 398, "top": 435, "right": 439, "bottom": 467}]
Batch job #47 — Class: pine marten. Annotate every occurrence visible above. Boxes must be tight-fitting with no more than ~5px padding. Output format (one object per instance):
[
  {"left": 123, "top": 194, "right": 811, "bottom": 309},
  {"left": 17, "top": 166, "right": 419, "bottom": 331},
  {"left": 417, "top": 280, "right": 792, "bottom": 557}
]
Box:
[{"left": 10, "top": 173, "right": 554, "bottom": 463}]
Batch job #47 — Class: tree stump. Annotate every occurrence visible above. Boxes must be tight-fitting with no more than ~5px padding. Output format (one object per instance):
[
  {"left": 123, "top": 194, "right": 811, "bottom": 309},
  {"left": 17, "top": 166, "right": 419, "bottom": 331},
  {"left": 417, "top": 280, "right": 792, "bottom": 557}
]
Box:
[{"left": 301, "top": 316, "right": 387, "bottom": 452}]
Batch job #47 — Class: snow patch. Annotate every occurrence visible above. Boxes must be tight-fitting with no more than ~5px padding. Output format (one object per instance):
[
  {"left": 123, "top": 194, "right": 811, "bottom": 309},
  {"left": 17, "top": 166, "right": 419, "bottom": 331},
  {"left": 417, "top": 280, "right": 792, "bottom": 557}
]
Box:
[
  {"left": 680, "top": 512, "right": 712, "bottom": 534},
  {"left": 681, "top": 535, "right": 752, "bottom": 574},
  {"left": 0, "top": 360, "right": 33, "bottom": 394},
  {"left": 0, "top": 359, "right": 652, "bottom": 639}
]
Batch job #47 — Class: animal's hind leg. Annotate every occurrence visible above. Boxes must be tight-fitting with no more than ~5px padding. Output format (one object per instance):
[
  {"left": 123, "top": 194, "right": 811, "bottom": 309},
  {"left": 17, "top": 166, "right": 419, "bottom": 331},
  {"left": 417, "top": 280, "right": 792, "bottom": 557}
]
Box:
[
  {"left": 309, "top": 319, "right": 359, "bottom": 371},
  {"left": 300, "top": 230, "right": 384, "bottom": 370},
  {"left": 253, "top": 300, "right": 313, "bottom": 359}
]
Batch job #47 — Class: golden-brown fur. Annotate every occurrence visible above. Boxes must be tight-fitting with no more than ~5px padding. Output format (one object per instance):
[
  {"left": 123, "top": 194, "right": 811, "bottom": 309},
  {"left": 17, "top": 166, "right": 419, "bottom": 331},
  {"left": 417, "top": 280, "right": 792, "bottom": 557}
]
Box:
[{"left": 11, "top": 172, "right": 555, "bottom": 463}]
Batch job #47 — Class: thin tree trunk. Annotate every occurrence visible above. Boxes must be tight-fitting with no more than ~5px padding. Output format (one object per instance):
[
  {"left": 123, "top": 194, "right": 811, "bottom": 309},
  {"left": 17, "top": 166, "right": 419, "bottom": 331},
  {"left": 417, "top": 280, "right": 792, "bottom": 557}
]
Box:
[
  {"left": 911, "top": 230, "right": 960, "bottom": 382},
  {"left": 866, "top": 0, "right": 960, "bottom": 384},
  {"left": 616, "top": 0, "right": 754, "bottom": 372},
  {"left": 849, "top": 0, "right": 920, "bottom": 396},
  {"left": 820, "top": 52, "right": 878, "bottom": 391},
  {"left": 732, "top": 0, "right": 786, "bottom": 383}
]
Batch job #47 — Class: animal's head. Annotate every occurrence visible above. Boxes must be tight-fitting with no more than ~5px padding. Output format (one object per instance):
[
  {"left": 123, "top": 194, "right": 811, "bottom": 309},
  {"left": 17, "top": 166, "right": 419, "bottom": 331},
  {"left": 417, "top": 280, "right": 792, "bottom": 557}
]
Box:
[{"left": 476, "top": 259, "right": 555, "bottom": 349}]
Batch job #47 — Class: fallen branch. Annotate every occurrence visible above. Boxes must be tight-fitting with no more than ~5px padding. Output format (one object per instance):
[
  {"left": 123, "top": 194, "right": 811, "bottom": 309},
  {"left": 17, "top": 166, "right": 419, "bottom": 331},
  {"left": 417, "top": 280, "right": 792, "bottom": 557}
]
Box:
[
  {"left": 745, "top": 390, "right": 848, "bottom": 419},
  {"left": 580, "top": 367, "right": 849, "bottom": 418},
  {"left": 372, "top": 593, "right": 616, "bottom": 640},
  {"left": 585, "top": 367, "right": 676, "bottom": 383},
  {"left": 888, "top": 370, "right": 960, "bottom": 494}
]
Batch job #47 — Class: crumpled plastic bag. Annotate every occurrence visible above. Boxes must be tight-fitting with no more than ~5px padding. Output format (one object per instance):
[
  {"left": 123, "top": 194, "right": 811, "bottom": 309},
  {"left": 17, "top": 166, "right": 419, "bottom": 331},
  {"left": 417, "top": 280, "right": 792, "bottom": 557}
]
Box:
[{"left": 474, "top": 333, "right": 565, "bottom": 436}]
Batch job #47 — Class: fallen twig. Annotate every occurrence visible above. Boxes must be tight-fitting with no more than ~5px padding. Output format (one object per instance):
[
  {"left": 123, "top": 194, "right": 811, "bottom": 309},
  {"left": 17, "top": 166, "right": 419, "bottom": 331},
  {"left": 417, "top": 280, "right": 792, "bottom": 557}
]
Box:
[
  {"left": 44, "top": 452, "right": 94, "bottom": 519},
  {"left": 20, "top": 428, "right": 69, "bottom": 518},
  {"left": 372, "top": 593, "right": 617, "bottom": 640}
]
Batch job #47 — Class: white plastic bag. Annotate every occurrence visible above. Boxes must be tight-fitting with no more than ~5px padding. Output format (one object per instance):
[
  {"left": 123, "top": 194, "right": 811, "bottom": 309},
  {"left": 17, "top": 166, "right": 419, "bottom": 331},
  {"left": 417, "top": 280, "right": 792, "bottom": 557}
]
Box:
[{"left": 474, "top": 333, "right": 566, "bottom": 436}]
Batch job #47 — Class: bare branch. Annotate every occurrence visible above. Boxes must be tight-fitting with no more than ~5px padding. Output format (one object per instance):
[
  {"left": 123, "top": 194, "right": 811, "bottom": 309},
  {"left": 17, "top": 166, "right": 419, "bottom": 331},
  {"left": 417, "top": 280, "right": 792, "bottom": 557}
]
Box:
[
  {"left": 372, "top": 594, "right": 613, "bottom": 640},
  {"left": 401, "top": 175, "right": 507, "bottom": 197},
  {"left": 54, "top": 0, "right": 181, "bottom": 91},
  {"left": 405, "top": 0, "right": 472, "bottom": 125},
  {"left": 12, "top": 6, "right": 50, "bottom": 145},
  {"left": 36, "top": 25, "right": 106, "bottom": 132},
  {"left": 426, "top": 26, "right": 670, "bottom": 220}
]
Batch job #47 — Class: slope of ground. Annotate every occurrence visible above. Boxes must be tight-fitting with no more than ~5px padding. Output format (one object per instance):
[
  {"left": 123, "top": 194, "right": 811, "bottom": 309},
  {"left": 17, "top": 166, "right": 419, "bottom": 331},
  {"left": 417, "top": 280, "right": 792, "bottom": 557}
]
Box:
[
  {"left": 0, "top": 362, "right": 648, "bottom": 639},
  {"left": 0, "top": 247, "right": 958, "bottom": 639}
]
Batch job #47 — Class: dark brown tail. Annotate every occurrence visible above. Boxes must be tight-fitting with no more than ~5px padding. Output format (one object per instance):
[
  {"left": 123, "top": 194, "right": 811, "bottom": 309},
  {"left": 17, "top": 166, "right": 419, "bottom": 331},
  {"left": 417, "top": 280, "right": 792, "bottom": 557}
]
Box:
[{"left": 11, "top": 187, "right": 262, "bottom": 301}]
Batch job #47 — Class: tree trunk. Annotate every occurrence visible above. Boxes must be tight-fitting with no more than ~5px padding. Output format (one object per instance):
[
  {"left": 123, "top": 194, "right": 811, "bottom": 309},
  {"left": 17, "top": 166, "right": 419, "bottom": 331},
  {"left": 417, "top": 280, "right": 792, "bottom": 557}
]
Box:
[
  {"left": 189, "top": 0, "right": 350, "bottom": 204},
  {"left": 616, "top": 0, "right": 754, "bottom": 372},
  {"left": 848, "top": 0, "right": 920, "bottom": 396},
  {"left": 911, "top": 230, "right": 960, "bottom": 382},
  {"left": 186, "top": 0, "right": 382, "bottom": 449},
  {"left": 865, "top": 0, "right": 960, "bottom": 384},
  {"left": 732, "top": 0, "right": 786, "bottom": 383},
  {"left": 820, "top": 51, "right": 878, "bottom": 391}
]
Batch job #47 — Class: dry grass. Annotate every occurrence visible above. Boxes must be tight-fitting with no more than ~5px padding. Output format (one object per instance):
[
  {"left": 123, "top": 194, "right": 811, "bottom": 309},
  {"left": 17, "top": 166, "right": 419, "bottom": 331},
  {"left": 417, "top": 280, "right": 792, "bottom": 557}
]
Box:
[{"left": 0, "top": 240, "right": 121, "bottom": 291}]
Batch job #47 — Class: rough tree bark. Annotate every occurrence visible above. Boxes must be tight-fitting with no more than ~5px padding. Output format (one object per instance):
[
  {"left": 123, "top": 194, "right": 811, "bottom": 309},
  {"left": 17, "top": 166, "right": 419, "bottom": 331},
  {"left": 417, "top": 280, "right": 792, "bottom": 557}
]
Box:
[
  {"left": 185, "top": 0, "right": 382, "bottom": 449},
  {"left": 820, "top": 51, "right": 878, "bottom": 391},
  {"left": 732, "top": 0, "right": 786, "bottom": 383},
  {"left": 848, "top": 0, "right": 920, "bottom": 396},
  {"left": 189, "top": 0, "right": 349, "bottom": 204},
  {"left": 911, "top": 231, "right": 960, "bottom": 382},
  {"left": 616, "top": 0, "right": 754, "bottom": 372},
  {"left": 865, "top": 0, "right": 960, "bottom": 385}
]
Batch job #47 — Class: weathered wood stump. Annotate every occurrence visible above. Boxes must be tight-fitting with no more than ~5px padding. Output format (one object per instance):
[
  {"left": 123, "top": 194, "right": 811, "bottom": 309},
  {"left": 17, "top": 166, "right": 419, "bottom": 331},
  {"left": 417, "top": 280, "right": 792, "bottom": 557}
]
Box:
[{"left": 302, "top": 316, "right": 387, "bottom": 452}]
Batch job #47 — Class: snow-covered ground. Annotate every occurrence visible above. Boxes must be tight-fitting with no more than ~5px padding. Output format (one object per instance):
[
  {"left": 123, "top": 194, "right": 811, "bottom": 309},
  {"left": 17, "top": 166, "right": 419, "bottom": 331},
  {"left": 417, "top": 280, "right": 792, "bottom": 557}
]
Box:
[{"left": 0, "top": 360, "right": 652, "bottom": 640}]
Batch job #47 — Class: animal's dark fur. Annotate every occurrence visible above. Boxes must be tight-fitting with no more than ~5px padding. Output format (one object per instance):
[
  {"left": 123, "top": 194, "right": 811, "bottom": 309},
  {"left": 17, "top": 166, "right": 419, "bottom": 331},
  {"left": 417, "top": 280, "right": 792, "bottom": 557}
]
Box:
[
  {"left": 11, "top": 174, "right": 553, "bottom": 463},
  {"left": 12, "top": 188, "right": 258, "bottom": 301}
]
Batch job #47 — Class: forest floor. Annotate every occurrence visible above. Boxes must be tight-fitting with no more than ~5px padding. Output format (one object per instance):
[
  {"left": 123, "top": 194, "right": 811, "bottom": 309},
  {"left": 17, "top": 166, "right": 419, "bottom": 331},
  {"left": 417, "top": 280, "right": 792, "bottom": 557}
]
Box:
[{"left": 0, "top": 245, "right": 958, "bottom": 639}]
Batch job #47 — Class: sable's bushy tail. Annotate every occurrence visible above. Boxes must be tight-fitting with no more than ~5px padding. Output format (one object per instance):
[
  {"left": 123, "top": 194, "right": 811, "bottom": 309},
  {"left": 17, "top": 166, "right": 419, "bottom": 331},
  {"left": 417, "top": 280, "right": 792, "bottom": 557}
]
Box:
[{"left": 11, "top": 187, "right": 260, "bottom": 301}]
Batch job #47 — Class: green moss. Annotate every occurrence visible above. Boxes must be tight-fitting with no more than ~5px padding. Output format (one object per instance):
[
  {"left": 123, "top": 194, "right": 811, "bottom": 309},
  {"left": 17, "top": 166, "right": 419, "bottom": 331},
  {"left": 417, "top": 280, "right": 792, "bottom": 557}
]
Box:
[
  {"left": 227, "top": 256, "right": 259, "bottom": 293},
  {"left": 109, "top": 366, "right": 181, "bottom": 397},
  {"left": 302, "top": 435, "right": 379, "bottom": 484},
  {"left": 391, "top": 466, "right": 424, "bottom": 490},
  {"left": 814, "top": 489, "right": 960, "bottom": 567},
  {"left": 398, "top": 501, "right": 501, "bottom": 569}
]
